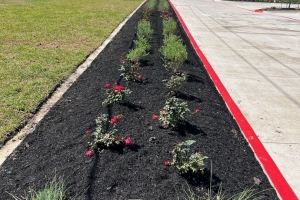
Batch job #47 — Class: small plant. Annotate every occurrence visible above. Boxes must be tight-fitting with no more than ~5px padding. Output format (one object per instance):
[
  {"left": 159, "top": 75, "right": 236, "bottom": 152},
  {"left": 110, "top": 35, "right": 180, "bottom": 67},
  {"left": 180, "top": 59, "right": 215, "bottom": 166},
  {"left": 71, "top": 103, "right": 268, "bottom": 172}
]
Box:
[
  {"left": 161, "top": 34, "right": 188, "bottom": 72},
  {"left": 158, "top": 0, "right": 169, "bottom": 12},
  {"left": 164, "top": 71, "right": 188, "bottom": 92},
  {"left": 145, "top": 0, "right": 156, "bottom": 11},
  {"left": 153, "top": 96, "right": 190, "bottom": 128},
  {"left": 158, "top": 0, "right": 171, "bottom": 20},
  {"left": 102, "top": 83, "right": 132, "bottom": 106},
  {"left": 119, "top": 54, "right": 143, "bottom": 82},
  {"left": 8, "top": 173, "right": 68, "bottom": 200},
  {"left": 119, "top": 65, "right": 143, "bottom": 82},
  {"left": 87, "top": 114, "right": 132, "bottom": 151},
  {"left": 143, "top": 7, "right": 153, "bottom": 21},
  {"left": 143, "top": 0, "right": 156, "bottom": 20},
  {"left": 135, "top": 37, "right": 151, "bottom": 51},
  {"left": 169, "top": 140, "right": 208, "bottom": 174},
  {"left": 163, "top": 18, "right": 177, "bottom": 36},
  {"left": 137, "top": 20, "right": 154, "bottom": 40},
  {"left": 126, "top": 46, "right": 148, "bottom": 64}
]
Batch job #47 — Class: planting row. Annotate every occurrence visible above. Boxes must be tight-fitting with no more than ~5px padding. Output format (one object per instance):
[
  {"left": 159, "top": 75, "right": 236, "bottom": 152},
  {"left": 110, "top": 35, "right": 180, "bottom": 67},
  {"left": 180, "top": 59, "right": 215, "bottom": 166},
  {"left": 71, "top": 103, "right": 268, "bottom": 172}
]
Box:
[{"left": 85, "top": 0, "right": 207, "bottom": 176}]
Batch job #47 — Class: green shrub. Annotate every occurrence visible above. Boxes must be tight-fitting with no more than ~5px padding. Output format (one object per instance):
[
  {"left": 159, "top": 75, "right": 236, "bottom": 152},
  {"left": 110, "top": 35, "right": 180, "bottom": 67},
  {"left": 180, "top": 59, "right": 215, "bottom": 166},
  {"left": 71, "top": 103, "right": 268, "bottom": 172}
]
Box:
[
  {"left": 143, "top": 0, "right": 156, "bottom": 20},
  {"left": 126, "top": 47, "right": 148, "bottom": 64},
  {"left": 137, "top": 20, "right": 154, "bottom": 40},
  {"left": 145, "top": 0, "right": 156, "bottom": 11},
  {"left": 165, "top": 71, "right": 188, "bottom": 92},
  {"left": 161, "top": 34, "right": 188, "bottom": 72},
  {"left": 158, "top": 0, "right": 169, "bottom": 12},
  {"left": 135, "top": 37, "right": 151, "bottom": 51},
  {"left": 171, "top": 140, "right": 208, "bottom": 174},
  {"left": 158, "top": 96, "right": 190, "bottom": 128},
  {"left": 163, "top": 18, "right": 177, "bottom": 36}
]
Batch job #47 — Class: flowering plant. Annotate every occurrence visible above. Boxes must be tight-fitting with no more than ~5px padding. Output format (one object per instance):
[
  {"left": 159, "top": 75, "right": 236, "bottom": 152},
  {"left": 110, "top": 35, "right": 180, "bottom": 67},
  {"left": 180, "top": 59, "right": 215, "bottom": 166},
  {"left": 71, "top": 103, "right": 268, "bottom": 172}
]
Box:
[
  {"left": 164, "top": 71, "right": 188, "bottom": 92},
  {"left": 102, "top": 83, "right": 132, "bottom": 106},
  {"left": 153, "top": 97, "right": 190, "bottom": 128},
  {"left": 87, "top": 114, "right": 131, "bottom": 152},
  {"left": 119, "top": 53, "right": 141, "bottom": 82},
  {"left": 170, "top": 140, "right": 208, "bottom": 173}
]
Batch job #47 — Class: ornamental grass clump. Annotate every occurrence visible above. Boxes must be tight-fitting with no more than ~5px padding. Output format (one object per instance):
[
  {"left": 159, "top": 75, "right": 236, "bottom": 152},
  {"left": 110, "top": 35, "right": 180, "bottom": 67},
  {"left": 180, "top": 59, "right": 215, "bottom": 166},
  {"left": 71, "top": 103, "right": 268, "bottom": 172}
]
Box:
[
  {"left": 136, "top": 20, "right": 154, "bottom": 41},
  {"left": 170, "top": 140, "right": 208, "bottom": 174},
  {"left": 160, "top": 34, "right": 188, "bottom": 73},
  {"left": 87, "top": 114, "right": 132, "bottom": 152},
  {"left": 154, "top": 96, "right": 190, "bottom": 128},
  {"left": 163, "top": 18, "right": 177, "bottom": 36},
  {"left": 164, "top": 71, "right": 188, "bottom": 92},
  {"left": 102, "top": 83, "right": 132, "bottom": 106}
]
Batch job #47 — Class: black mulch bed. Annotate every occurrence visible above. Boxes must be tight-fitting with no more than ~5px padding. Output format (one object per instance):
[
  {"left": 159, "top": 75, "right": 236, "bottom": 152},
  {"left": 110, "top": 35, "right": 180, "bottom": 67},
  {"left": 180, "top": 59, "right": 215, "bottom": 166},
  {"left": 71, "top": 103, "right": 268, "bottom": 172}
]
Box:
[{"left": 0, "top": 3, "right": 279, "bottom": 200}]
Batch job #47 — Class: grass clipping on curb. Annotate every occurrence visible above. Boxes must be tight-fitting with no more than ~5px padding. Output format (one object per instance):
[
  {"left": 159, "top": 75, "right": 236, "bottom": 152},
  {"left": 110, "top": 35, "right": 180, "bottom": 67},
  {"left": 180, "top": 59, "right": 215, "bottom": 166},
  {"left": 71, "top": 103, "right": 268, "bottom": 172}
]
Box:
[{"left": 0, "top": 0, "right": 143, "bottom": 144}]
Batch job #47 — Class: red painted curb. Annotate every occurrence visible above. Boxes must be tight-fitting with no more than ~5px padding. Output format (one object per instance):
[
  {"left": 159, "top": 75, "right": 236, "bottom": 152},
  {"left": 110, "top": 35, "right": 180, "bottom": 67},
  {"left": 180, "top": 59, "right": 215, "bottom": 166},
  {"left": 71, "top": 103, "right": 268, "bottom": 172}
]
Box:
[{"left": 168, "top": 1, "right": 299, "bottom": 200}]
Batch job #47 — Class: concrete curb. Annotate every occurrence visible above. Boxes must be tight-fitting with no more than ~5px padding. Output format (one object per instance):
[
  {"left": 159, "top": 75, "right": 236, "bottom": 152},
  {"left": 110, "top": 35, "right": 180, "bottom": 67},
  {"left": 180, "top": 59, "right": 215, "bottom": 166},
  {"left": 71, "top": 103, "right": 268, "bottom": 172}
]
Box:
[
  {"left": 0, "top": 0, "right": 146, "bottom": 167},
  {"left": 168, "top": 0, "right": 298, "bottom": 199}
]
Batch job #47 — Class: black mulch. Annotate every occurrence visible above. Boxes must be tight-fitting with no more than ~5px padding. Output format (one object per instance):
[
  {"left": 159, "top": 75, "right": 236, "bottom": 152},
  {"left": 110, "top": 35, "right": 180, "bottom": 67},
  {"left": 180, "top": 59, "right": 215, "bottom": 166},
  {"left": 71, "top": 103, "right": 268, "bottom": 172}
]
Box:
[{"left": 0, "top": 3, "right": 279, "bottom": 200}]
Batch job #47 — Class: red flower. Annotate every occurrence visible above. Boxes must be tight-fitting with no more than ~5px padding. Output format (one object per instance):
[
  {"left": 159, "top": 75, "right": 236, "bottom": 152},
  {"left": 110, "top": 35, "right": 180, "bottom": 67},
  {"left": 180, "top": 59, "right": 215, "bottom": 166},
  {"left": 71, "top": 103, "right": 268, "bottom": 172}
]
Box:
[
  {"left": 124, "top": 137, "right": 132, "bottom": 146},
  {"left": 104, "top": 83, "right": 111, "bottom": 88},
  {"left": 160, "top": 109, "right": 165, "bottom": 116},
  {"left": 111, "top": 116, "right": 119, "bottom": 124},
  {"left": 114, "top": 85, "right": 125, "bottom": 91},
  {"left": 85, "top": 130, "right": 91, "bottom": 134},
  {"left": 152, "top": 114, "right": 158, "bottom": 120},
  {"left": 86, "top": 150, "right": 94, "bottom": 157},
  {"left": 138, "top": 75, "right": 143, "bottom": 80},
  {"left": 164, "top": 161, "right": 170, "bottom": 166},
  {"left": 195, "top": 108, "right": 200, "bottom": 113}
]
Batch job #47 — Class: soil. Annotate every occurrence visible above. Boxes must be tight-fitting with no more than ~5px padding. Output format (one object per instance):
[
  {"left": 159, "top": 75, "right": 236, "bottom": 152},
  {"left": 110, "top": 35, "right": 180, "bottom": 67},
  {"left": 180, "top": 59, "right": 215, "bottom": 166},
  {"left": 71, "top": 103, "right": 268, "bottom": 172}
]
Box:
[{"left": 0, "top": 3, "right": 279, "bottom": 200}]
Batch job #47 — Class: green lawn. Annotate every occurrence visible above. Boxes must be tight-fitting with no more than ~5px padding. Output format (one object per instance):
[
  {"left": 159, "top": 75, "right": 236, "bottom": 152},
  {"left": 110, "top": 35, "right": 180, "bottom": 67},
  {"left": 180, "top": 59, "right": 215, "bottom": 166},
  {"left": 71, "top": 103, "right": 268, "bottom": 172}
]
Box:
[{"left": 0, "top": 0, "right": 143, "bottom": 144}]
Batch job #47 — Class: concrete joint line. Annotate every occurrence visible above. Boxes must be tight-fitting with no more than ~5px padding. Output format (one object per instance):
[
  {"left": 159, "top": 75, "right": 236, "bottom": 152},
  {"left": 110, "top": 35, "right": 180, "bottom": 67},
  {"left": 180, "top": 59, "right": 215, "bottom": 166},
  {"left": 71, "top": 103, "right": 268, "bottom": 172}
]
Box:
[{"left": 0, "top": 0, "right": 146, "bottom": 167}]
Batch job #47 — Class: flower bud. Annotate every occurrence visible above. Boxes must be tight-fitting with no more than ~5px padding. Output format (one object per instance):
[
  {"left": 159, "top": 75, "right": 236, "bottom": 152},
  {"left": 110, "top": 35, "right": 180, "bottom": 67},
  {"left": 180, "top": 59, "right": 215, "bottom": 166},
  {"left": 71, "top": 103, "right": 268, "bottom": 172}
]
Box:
[
  {"left": 124, "top": 137, "right": 132, "bottom": 146},
  {"left": 86, "top": 150, "right": 94, "bottom": 157},
  {"left": 152, "top": 114, "right": 158, "bottom": 120}
]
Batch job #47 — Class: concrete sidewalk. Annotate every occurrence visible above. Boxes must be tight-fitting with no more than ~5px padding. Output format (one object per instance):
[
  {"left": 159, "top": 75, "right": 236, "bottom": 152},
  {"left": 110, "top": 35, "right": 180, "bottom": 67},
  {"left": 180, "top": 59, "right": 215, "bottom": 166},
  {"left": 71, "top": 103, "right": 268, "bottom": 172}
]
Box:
[{"left": 170, "top": 0, "right": 300, "bottom": 198}]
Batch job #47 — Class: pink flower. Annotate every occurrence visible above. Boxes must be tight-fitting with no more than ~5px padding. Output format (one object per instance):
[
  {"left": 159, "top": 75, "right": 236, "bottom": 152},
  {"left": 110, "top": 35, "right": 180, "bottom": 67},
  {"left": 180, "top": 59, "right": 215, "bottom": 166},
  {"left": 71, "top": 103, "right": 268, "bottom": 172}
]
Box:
[
  {"left": 138, "top": 75, "right": 143, "bottom": 80},
  {"left": 164, "top": 161, "right": 170, "bottom": 166},
  {"left": 124, "top": 137, "right": 132, "bottom": 146},
  {"left": 152, "top": 114, "right": 158, "bottom": 120},
  {"left": 114, "top": 85, "right": 125, "bottom": 91},
  {"left": 104, "top": 83, "right": 111, "bottom": 88},
  {"left": 85, "top": 130, "right": 91, "bottom": 134},
  {"left": 195, "top": 108, "right": 200, "bottom": 113},
  {"left": 111, "top": 116, "right": 119, "bottom": 124},
  {"left": 198, "top": 151, "right": 202, "bottom": 154},
  {"left": 86, "top": 150, "right": 94, "bottom": 157}
]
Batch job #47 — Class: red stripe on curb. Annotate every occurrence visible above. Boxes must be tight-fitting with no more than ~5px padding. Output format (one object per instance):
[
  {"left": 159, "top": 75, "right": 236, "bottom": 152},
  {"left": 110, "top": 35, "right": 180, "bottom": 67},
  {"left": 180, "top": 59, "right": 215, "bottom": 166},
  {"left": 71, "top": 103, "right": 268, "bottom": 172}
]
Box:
[{"left": 168, "top": 1, "right": 299, "bottom": 200}]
